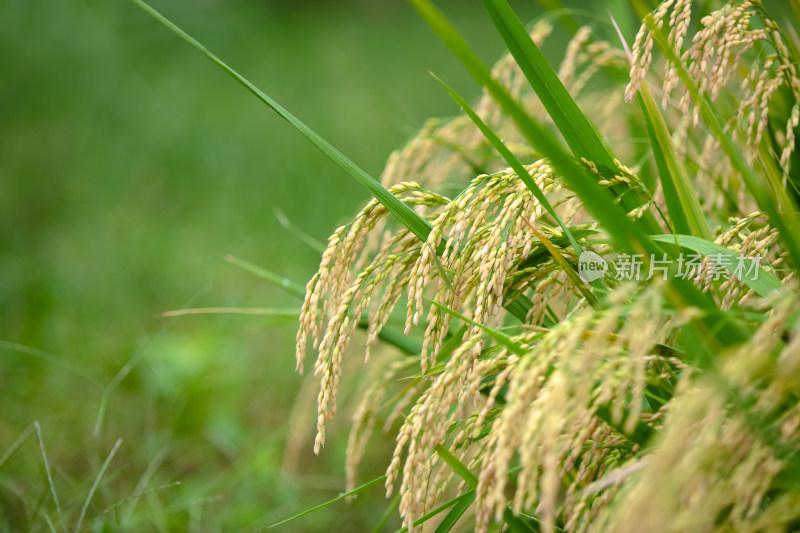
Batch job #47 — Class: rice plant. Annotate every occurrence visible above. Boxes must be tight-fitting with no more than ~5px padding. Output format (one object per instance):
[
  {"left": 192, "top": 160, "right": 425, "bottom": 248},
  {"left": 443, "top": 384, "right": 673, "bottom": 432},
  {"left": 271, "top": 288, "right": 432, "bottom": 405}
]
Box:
[{"left": 136, "top": 0, "right": 800, "bottom": 530}]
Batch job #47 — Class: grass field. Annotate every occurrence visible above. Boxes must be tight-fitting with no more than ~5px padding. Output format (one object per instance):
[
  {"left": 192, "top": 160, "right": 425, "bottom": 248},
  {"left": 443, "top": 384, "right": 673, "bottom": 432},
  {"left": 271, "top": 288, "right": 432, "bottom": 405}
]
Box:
[{"left": 0, "top": 0, "right": 539, "bottom": 530}]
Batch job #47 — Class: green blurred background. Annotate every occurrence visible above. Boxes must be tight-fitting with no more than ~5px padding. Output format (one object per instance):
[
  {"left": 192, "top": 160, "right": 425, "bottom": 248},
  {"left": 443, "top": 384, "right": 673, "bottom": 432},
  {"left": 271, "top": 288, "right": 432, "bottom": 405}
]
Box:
[{"left": 0, "top": 0, "right": 543, "bottom": 530}]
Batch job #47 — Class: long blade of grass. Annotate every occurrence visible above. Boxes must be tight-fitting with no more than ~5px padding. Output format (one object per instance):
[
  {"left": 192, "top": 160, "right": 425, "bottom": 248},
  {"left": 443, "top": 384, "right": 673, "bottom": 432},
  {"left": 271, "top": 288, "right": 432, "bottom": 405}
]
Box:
[
  {"left": 122, "top": 446, "right": 169, "bottom": 522},
  {"left": 0, "top": 423, "right": 35, "bottom": 472},
  {"left": 43, "top": 514, "right": 56, "bottom": 533},
  {"left": 435, "top": 448, "right": 540, "bottom": 533},
  {"left": 223, "top": 255, "right": 306, "bottom": 299},
  {"left": 637, "top": 84, "right": 711, "bottom": 239},
  {"left": 34, "top": 422, "right": 65, "bottom": 532},
  {"left": 131, "top": 0, "right": 434, "bottom": 244},
  {"left": 75, "top": 438, "right": 123, "bottom": 533},
  {"left": 103, "top": 481, "right": 182, "bottom": 516},
  {"left": 132, "top": 1, "right": 548, "bottom": 330},
  {"left": 0, "top": 341, "right": 103, "bottom": 392},
  {"left": 273, "top": 205, "right": 326, "bottom": 254},
  {"left": 133, "top": 0, "right": 557, "bottom": 329},
  {"left": 482, "top": 0, "right": 613, "bottom": 168},
  {"left": 156, "top": 307, "right": 300, "bottom": 318},
  {"left": 267, "top": 475, "right": 387, "bottom": 528}
]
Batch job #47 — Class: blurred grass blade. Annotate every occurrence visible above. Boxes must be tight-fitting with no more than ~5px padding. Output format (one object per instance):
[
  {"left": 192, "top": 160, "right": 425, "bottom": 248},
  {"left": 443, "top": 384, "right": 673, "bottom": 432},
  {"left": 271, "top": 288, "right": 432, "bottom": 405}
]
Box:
[
  {"left": 156, "top": 307, "right": 300, "bottom": 318},
  {"left": 223, "top": 255, "right": 306, "bottom": 299},
  {"left": 371, "top": 492, "right": 401, "bottom": 533},
  {"left": 267, "top": 475, "right": 387, "bottom": 528},
  {"left": 0, "top": 341, "right": 103, "bottom": 392},
  {"left": 0, "top": 423, "right": 35, "bottom": 472},
  {"left": 102, "top": 481, "right": 182, "bottom": 516},
  {"left": 533, "top": 0, "right": 581, "bottom": 33},
  {"left": 650, "top": 234, "right": 787, "bottom": 298},
  {"left": 273, "top": 205, "right": 326, "bottom": 253},
  {"left": 34, "top": 422, "right": 65, "bottom": 531},
  {"left": 638, "top": 84, "right": 711, "bottom": 239},
  {"left": 130, "top": 0, "right": 433, "bottom": 244},
  {"left": 75, "top": 438, "right": 123, "bottom": 533},
  {"left": 504, "top": 514, "right": 540, "bottom": 533}
]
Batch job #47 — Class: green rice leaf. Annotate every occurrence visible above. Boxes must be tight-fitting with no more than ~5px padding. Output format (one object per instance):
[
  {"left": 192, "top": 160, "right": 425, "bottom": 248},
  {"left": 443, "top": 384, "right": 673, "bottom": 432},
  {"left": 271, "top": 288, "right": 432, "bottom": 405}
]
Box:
[
  {"left": 638, "top": 84, "right": 711, "bottom": 239},
  {"left": 482, "top": 0, "right": 613, "bottom": 169},
  {"left": 392, "top": 490, "right": 475, "bottom": 533},
  {"left": 365, "top": 323, "right": 422, "bottom": 356},
  {"left": 433, "top": 491, "right": 476, "bottom": 533},
  {"left": 595, "top": 404, "right": 654, "bottom": 447},
  {"left": 434, "top": 444, "right": 478, "bottom": 489}
]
